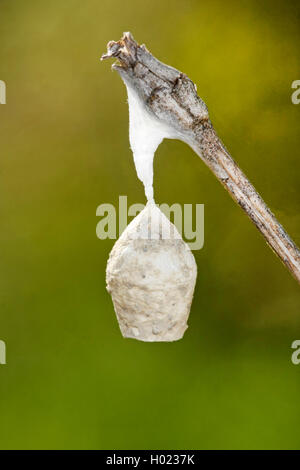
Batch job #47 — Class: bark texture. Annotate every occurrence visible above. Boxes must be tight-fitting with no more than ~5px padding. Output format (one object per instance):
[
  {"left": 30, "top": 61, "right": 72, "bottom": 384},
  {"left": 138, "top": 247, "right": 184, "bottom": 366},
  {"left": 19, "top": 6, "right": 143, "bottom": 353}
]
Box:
[{"left": 101, "top": 32, "right": 300, "bottom": 284}]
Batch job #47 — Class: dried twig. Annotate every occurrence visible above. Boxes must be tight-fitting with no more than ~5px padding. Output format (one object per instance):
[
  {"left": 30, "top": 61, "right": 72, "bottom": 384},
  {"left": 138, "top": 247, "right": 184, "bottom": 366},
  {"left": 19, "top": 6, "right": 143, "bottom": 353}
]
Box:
[{"left": 101, "top": 32, "right": 300, "bottom": 284}]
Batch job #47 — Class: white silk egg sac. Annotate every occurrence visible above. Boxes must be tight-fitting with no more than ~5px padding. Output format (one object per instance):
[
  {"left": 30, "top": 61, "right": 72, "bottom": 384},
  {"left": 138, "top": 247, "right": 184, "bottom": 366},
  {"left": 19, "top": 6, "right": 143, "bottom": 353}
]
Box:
[{"left": 106, "top": 202, "right": 197, "bottom": 342}]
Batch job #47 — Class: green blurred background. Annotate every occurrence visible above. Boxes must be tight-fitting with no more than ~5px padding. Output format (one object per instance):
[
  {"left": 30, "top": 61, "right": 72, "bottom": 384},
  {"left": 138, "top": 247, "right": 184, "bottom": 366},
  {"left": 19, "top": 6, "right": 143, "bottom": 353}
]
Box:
[{"left": 1, "top": 0, "right": 300, "bottom": 450}]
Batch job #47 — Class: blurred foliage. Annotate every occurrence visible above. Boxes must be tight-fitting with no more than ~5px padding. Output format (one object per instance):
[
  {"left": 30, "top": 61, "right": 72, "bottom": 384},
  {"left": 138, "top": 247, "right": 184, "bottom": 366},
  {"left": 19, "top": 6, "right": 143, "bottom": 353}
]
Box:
[{"left": 0, "top": 0, "right": 300, "bottom": 449}]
